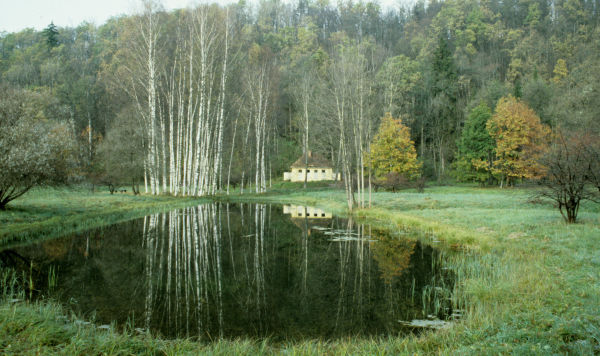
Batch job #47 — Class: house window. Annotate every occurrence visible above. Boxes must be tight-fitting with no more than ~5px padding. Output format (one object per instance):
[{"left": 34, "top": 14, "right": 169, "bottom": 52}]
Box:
[
  {"left": 322, "top": 169, "right": 325, "bottom": 173},
  {"left": 321, "top": 213, "right": 325, "bottom": 217},
  {"left": 298, "top": 213, "right": 302, "bottom": 216},
  {"left": 314, "top": 213, "right": 318, "bottom": 217},
  {"left": 307, "top": 169, "right": 310, "bottom": 173},
  {"left": 298, "top": 169, "right": 302, "bottom": 173}
]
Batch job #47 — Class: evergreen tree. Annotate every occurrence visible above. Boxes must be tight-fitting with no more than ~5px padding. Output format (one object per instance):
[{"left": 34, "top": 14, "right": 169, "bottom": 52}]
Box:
[
  {"left": 453, "top": 103, "right": 495, "bottom": 184},
  {"left": 42, "top": 22, "right": 59, "bottom": 49},
  {"left": 432, "top": 36, "right": 457, "bottom": 99},
  {"left": 429, "top": 35, "right": 459, "bottom": 179}
]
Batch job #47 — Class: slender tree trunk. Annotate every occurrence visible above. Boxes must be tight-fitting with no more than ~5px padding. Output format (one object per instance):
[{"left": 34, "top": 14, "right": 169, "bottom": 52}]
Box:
[
  {"left": 88, "top": 112, "right": 92, "bottom": 164},
  {"left": 213, "top": 9, "right": 229, "bottom": 195},
  {"left": 144, "top": 158, "right": 149, "bottom": 193},
  {"left": 226, "top": 112, "right": 239, "bottom": 195},
  {"left": 158, "top": 96, "right": 167, "bottom": 193}
]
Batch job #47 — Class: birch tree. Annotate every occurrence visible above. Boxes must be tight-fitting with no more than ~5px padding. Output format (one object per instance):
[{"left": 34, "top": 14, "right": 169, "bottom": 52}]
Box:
[
  {"left": 113, "top": 2, "right": 232, "bottom": 197},
  {"left": 244, "top": 44, "right": 275, "bottom": 194},
  {"left": 111, "top": 0, "right": 163, "bottom": 195},
  {"left": 328, "top": 35, "right": 376, "bottom": 210},
  {"left": 295, "top": 72, "right": 314, "bottom": 189}
]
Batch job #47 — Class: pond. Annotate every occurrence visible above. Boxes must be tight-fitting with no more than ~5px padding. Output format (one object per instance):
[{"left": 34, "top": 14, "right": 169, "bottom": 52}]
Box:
[{"left": 0, "top": 203, "right": 456, "bottom": 340}]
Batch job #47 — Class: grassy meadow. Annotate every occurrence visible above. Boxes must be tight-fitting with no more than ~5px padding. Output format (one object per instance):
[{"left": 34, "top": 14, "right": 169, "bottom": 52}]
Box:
[{"left": 1, "top": 183, "right": 599, "bottom": 355}]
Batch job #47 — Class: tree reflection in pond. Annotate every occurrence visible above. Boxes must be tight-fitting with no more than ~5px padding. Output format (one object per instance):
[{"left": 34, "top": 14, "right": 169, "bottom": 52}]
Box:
[{"left": 3, "top": 203, "right": 454, "bottom": 340}]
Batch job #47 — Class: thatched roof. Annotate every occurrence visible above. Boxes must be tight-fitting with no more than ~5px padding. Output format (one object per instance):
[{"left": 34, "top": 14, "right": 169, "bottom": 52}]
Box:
[{"left": 290, "top": 151, "right": 332, "bottom": 168}]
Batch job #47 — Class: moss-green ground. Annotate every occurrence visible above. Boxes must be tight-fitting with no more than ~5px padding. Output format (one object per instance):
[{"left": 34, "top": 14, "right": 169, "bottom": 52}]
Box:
[{"left": 1, "top": 183, "right": 599, "bottom": 355}]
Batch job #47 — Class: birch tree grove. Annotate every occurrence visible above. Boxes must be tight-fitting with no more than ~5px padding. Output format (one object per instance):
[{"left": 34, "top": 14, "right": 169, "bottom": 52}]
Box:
[
  {"left": 244, "top": 44, "right": 274, "bottom": 194},
  {"left": 329, "top": 38, "right": 376, "bottom": 210},
  {"left": 113, "top": 0, "right": 162, "bottom": 195},
  {"left": 116, "top": 1, "right": 232, "bottom": 196}
]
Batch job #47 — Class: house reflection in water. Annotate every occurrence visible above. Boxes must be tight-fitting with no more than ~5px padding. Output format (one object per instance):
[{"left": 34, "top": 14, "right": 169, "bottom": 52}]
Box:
[
  {"left": 283, "top": 205, "right": 333, "bottom": 235},
  {"left": 283, "top": 205, "right": 332, "bottom": 219}
]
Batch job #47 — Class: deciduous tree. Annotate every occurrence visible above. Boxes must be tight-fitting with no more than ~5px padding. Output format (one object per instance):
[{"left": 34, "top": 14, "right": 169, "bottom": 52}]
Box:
[
  {"left": 487, "top": 96, "right": 550, "bottom": 187},
  {"left": 98, "top": 106, "right": 145, "bottom": 194},
  {"left": 369, "top": 113, "right": 421, "bottom": 183},
  {"left": 375, "top": 55, "right": 421, "bottom": 117},
  {"left": 0, "top": 87, "right": 75, "bottom": 209},
  {"left": 538, "top": 132, "right": 599, "bottom": 223},
  {"left": 552, "top": 59, "right": 568, "bottom": 83}
]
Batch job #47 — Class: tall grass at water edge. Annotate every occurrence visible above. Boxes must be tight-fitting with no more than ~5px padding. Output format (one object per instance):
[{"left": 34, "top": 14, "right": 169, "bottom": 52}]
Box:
[
  {"left": 0, "top": 184, "right": 599, "bottom": 354},
  {"left": 0, "top": 186, "right": 208, "bottom": 249}
]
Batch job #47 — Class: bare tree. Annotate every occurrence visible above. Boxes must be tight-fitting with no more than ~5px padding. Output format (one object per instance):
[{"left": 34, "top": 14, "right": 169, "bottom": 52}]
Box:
[
  {"left": 329, "top": 45, "right": 355, "bottom": 210},
  {"left": 111, "top": 0, "right": 163, "bottom": 195},
  {"left": 328, "top": 37, "right": 376, "bottom": 210},
  {"left": 537, "top": 132, "right": 599, "bottom": 223}
]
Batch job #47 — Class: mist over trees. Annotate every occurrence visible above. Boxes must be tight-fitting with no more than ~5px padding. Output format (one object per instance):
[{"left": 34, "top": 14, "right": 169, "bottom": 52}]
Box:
[{"left": 1, "top": 0, "right": 600, "bottom": 210}]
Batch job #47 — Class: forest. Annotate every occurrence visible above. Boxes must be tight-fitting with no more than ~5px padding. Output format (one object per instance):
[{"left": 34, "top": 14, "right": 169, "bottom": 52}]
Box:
[
  {"left": 2, "top": 0, "right": 600, "bottom": 210},
  {"left": 2, "top": 0, "right": 600, "bottom": 353}
]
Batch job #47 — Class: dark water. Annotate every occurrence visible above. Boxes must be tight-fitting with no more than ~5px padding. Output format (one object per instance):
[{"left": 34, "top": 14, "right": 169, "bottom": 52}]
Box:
[{"left": 1, "top": 203, "right": 454, "bottom": 340}]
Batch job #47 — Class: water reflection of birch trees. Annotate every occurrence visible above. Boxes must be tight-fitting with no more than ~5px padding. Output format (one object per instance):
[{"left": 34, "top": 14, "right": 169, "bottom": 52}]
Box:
[
  {"left": 140, "top": 203, "right": 265, "bottom": 338},
  {"left": 134, "top": 203, "right": 452, "bottom": 339},
  {"left": 142, "top": 204, "right": 226, "bottom": 338}
]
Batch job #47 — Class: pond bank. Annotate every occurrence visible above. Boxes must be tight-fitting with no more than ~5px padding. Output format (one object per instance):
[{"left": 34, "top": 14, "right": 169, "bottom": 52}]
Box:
[
  {"left": 1, "top": 185, "right": 599, "bottom": 354},
  {"left": 0, "top": 187, "right": 207, "bottom": 249}
]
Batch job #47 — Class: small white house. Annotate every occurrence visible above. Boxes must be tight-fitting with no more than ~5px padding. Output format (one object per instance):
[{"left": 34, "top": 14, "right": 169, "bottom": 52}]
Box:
[{"left": 283, "top": 151, "right": 340, "bottom": 182}]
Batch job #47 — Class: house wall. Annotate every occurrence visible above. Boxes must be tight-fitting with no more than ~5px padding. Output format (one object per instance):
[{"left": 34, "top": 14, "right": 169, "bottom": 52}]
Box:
[{"left": 283, "top": 167, "right": 339, "bottom": 182}]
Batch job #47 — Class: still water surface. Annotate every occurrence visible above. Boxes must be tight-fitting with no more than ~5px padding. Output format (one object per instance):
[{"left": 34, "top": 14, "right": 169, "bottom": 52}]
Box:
[{"left": 2, "top": 203, "right": 454, "bottom": 340}]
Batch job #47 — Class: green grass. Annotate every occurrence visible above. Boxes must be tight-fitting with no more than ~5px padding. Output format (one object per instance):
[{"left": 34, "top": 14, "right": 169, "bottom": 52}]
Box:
[
  {"left": 1, "top": 182, "right": 600, "bottom": 354},
  {"left": 0, "top": 186, "right": 208, "bottom": 249}
]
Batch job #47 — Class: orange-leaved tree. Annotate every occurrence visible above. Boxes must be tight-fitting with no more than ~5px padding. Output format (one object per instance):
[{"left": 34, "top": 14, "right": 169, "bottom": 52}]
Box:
[
  {"left": 486, "top": 96, "right": 550, "bottom": 187},
  {"left": 369, "top": 113, "right": 421, "bottom": 181}
]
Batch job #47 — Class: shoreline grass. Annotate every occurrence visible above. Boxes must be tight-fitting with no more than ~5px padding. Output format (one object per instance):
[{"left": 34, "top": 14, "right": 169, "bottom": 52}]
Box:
[
  {"left": 1, "top": 183, "right": 600, "bottom": 354},
  {"left": 216, "top": 184, "right": 600, "bottom": 354},
  {"left": 0, "top": 186, "right": 208, "bottom": 249}
]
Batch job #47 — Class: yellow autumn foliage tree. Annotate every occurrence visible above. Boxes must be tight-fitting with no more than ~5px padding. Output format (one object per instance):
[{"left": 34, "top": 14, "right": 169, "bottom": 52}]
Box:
[
  {"left": 486, "top": 96, "right": 550, "bottom": 186},
  {"left": 552, "top": 58, "right": 568, "bottom": 83},
  {"left": 369, "top": 113, "right": 421, "bottom": 180}
]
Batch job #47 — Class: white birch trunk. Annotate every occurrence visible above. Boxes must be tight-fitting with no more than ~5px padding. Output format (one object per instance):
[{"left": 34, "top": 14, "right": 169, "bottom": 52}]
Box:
[{"left": 212, "top": 10, "right": 229, "bottom": 195}]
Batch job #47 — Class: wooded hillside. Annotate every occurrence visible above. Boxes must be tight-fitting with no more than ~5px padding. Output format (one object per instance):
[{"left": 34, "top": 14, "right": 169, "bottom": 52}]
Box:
[{"left": 1, "top": 0, "right": 598, "bottom": 199}]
